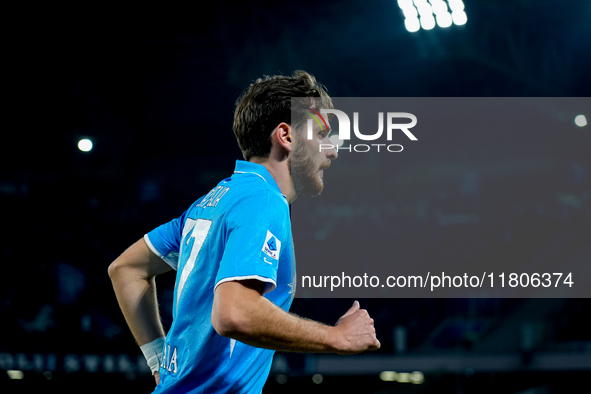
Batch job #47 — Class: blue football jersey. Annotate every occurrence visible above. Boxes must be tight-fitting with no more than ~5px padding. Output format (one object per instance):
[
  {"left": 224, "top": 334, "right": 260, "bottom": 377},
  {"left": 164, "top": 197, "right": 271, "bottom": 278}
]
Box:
[{"left": 145, "top": 160, "right": 295, "bottom": 394}]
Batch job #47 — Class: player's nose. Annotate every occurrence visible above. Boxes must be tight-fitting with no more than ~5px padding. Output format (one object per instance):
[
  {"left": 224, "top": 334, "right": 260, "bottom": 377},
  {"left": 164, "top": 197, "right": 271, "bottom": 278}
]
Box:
[{"left": 326, "top": 145, "right": 338, "bottom": 160}]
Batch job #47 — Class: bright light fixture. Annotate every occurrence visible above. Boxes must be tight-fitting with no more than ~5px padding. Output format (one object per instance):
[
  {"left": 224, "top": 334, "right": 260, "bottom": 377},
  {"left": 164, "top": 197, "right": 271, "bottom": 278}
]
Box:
[
  {"left": 399, "top": 0, "right": 466, "bottom": 31},
  {"left": 78, "top": 138, "right": 93, "bottom": 152},
  {"left": 575, "top": 114, "right": 587, "bottom": 127}
]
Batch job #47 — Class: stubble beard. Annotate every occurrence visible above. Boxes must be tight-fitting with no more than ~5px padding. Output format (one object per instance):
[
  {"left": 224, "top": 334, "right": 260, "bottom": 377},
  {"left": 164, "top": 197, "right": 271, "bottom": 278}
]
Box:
[{"left": 289, "top": 142, "right": 324, "bottom": 197}]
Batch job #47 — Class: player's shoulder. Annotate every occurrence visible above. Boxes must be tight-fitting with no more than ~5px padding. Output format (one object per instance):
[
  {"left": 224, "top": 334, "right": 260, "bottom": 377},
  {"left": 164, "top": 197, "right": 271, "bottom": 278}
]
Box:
[
  {"left": 183, "top": 174, "right": 287, "bottom": 219},
  {"left": 226, "top": 172, "right": 287, "bottom": 206},
  {"left": 233, "top": 181, "right": 287, "bottom": 213},
  {"left": 215, "top": 184, "right": 287, "bottom": 236}
]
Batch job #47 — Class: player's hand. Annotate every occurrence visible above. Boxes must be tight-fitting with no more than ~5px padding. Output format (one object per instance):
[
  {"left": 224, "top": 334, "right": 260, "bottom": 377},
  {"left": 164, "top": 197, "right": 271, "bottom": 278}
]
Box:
[
  {"left": 154, "top": 371, "right": 160, "bottom": 385},
  {"left": 333, "top": 301, "right": 380, "bottom": 355}
]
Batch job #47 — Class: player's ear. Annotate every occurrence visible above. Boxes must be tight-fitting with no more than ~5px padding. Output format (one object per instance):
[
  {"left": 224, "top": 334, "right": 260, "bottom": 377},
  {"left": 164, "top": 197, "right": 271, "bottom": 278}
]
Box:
[{"left": 273, "top": 122, "right": 292, "bottom": 152}]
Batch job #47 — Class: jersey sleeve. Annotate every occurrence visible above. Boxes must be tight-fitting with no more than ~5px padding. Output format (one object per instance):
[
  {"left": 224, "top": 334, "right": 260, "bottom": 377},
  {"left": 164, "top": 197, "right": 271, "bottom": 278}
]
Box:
[
  {"left": 144, "top": 210, "right": 189, "bottom": 271},
  {"left": 215, "top": 191, "right": 289, "bottom": 295}
]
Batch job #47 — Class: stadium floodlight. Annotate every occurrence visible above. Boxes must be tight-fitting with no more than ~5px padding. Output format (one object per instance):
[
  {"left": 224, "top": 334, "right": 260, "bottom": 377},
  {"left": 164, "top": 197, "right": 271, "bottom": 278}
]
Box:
[
  {"left": 398, "top": 0, "right": 466, "bottom": 32},
  {"left": 414, "top": 0, "right": 433, "bottom": 17},
  {"left": 420, "top": 14, "right": 436, "bottom": 30},
  {"left": 430, "top": 0, "right": 449, "bottom": 15},
  {"left": 436, "top": 12, "right": 453, "bottom": 28},
  {"left": 397, "top": 0, "right": 414, "bottom": 9},
  {"left": 78, "top": 138, "right": 93, "bottom": 152},
  {"left": 451, "top": 9, "right": 468, "bottom": 25},
  {"left": 402, "top": 5, "right": 418, "bottom": 18},
  {"left": 448, "top": 0, "right": 467, "bottom": 25},
  {"left": 574, "top": 114, "right": 587, "bottom": 127},
  {"left": 448, "top": 0, "right": 465, "bottom": 12},
  {"left": 404, "top": 17, "right": 421, "bottom": 32}
]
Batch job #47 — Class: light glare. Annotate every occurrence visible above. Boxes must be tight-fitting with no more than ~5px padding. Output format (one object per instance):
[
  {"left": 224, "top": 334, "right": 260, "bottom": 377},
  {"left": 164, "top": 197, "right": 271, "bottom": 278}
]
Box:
[
  {"left": 574, "top": 115, "right": 587, "bottom": 127},
  {"left": 452, "top": 10, "right": 467, "bottom": 25},
  {"left": 420, "top": 15, "right": 436, "bottom": 30},
  {"left": 448, "top": 0, "right": 465, "bottom": 12},
  {"left": 380, "top": 371, "right": 397, "bottom": 381},
  {"left": 404, "top": 17, "right": 421, "bottom": 32},
  {"left": 416, "top": 3, "right": 433, "bottom": 16},
  {"left": 312, "top": 374, "right": 323, "bottom": 384},
  {"left": 397, "top": 372, "right": 411, "bottom": 383},
  {"left": 7, "top": 370, "right": 24, "bottom": 380},
  {"left": 78, "top": 138, "right": 93, "bottom": 152},
  {"left": 431, "top": 1, "right": 449, "bottom": 15},
  {"left": 436, "top": 12, "right": 453, "bottom": 27},
  {"left": 402, "top": 7, "right": 418, "bottom": 18},
  {"left": 410, "top": 371, "right": 425, "bottom": 384},
  {"left": 400, "top": 0, "right": 466, "bottom": 31},
  {"left": 398, "top": 0, "right": 414, "bottom": 9}
]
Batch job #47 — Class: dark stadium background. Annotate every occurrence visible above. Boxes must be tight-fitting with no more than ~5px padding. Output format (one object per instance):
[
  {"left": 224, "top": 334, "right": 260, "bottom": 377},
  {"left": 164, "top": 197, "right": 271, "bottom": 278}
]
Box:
[{"left": 1, "top": 1, "right": 590, "bottom": 393}]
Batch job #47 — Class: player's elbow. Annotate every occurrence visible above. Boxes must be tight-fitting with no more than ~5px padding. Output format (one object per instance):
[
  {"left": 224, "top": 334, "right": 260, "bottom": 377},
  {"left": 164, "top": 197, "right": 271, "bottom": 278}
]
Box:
[
  {"left": 108, "top": 259, "right": 121, "bottom": 281},
  {"left": 211, "top": 314, "right": 232, "bottom": 338},
  {"left": 211, "top": 302, "right": 252, "bottom": 338},
  {"left": 108, "top": 257, "right": 138, "bottom": 283},
  {"left": 212, "top": 281, "right": 265, "bottom": 338}
]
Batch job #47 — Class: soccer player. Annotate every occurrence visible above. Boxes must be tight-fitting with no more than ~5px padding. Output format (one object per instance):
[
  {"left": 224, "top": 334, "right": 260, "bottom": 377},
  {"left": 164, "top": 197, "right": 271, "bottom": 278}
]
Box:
[{"left": 108, "top": 70, "right": 380, "bottom": 393}]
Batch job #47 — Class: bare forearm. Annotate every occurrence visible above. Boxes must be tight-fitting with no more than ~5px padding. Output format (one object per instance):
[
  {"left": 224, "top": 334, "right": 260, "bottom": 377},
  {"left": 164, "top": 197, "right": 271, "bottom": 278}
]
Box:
[
  {"left": 218, "top": 295, "right": 336, "bottom": 352},
  {"left": 110, "top": 271, "right": 166, "bottom": 345},
  {"left": 212, "top": 281, "right": 379, "bottom": 354},
  {"left": 108, "top": 238, "right": 171, "bottom": 346}
]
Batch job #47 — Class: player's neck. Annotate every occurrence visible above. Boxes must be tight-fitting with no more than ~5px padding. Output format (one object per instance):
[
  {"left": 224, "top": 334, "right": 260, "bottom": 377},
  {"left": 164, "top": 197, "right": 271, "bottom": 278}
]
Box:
[{"left": 249, "top": 157, "right": 296, "bottom": 204}]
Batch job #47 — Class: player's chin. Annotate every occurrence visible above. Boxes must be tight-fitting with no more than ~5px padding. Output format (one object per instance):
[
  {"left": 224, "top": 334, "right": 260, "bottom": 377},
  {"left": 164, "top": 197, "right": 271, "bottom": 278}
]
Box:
[
  {"left": 310, "top": 179, "right": 325, "bottom": 196},
  {"left": 299, "top": 180, "right": 324, "bottom": 196}
]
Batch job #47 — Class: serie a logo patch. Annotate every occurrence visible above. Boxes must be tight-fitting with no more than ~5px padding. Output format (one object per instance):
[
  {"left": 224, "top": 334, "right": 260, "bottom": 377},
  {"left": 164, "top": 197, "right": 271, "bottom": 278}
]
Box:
[{"left": 261, "top": 230, "right": 281, "bottom": 262}]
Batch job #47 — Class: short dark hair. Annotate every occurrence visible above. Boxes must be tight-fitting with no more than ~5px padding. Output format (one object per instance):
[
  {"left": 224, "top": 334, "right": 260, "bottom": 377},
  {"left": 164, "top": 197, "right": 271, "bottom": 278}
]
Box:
[{"left": 233, "top": 70, "right": 332, "bottom": 161}]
